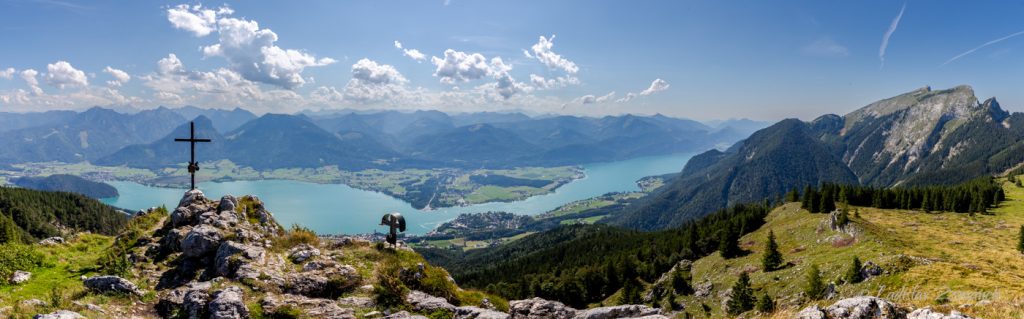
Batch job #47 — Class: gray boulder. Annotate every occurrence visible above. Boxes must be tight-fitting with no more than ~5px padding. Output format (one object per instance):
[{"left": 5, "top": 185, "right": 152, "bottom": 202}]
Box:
[
  {"left": 288, "top": 243, "right": 321, "bottom": 263},
  {"left": 219, "top": 195, "right": 238, "bottom": 213},
  {"left": 38, "top": 237, "right": 65, "bottom": 246},
  {"left": 337, "top": 296, "right": 375, "bottom": 308},
  {"left": 455, "top": 306, "right": 510, "bottom": 319},
  {"left": 32, "top": 310, "right": 84, "bottom": 319},
  {"left": 407, "top": 290, "right": 456, "bottom": 312},
  {"left": 9, "top": 270, "right": 31, "bottom": 284},
  {"left": 384, "top": 311, "right": 429, "bottom": 319},
  {"left": 907, "top": 308, "right": 974, "bottom": 319},
  {"left": 171, "top": 206, "right": 199, "bottom": 227},
  {"left": 157, "top": 281, "right": 212, "bottom": 318},
  {"left": 183, "top": 289, "right": 210, "bottom": 319},
  {"left": 207, "top": 286, "right": 249, "bottom": 319},
  {"left": 162, "top": 226, "right": 191, "bottom": 253},
  {"left": 214, "top": 241, "right": 266, "bottom": 279},
  {"left": 182, "top": 224, "right": 222, "bottom": 258},
  {"left": 797, "top": 296, "right": 905, "bottom": 319},
  {"left": 694, "top": 281, "right": 713, "bottom": 298},
  {"left": 572, "top": 305, "right": 661, "bottom": 319},
  {"left": 861, "top": 261, "right": 883, "bottom": 280},
  {"left": 509, "top": 298, "right": 578, "bottom": 319},
  {"left": 83, "top": 275, "right": 143, "bottom": 295},
  {"left": 179, "top": 189, "right": 207, "bottom": 208},
  {"left": 262, "top": 293, "right": 356, "bottom": 319}
]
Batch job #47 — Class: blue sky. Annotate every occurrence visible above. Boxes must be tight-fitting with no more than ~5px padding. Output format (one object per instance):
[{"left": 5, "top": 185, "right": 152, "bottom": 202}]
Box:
[{"left": 0, "top": 0, "right": 1022, "bottom": 120}]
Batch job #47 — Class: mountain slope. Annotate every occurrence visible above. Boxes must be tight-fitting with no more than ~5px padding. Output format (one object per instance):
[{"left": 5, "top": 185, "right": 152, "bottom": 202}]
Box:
[
  {"left": 0, "top": 186, "right": 128, "bottom": 242},
  {"left": 94, "top": 116, "right": 226, "bottom": 168},
  {"left": 12, "top": 174, "right": 118, "bottom": 199},
  {"left": 608, "top": 119, "right": 857, "bottom": 230},
  {"left": 170, "top": 106, "right": 257, "bottom": 133}
]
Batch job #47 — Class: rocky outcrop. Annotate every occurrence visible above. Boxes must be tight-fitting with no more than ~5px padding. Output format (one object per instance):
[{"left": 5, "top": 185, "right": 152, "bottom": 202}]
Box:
[
  {"left": 207, "top": 286, "right": 249, "bottom": 319},
  {"left": 572, "top": 305, "right": 662, "bottom": 319},
  {"left": 157, "top": 281, "right": 212, "bottom": 317},
  {"left": 32, "top": 310, "right": 84, "bottom": 319},
  {"left": 509, "top": 298, "right": 578, "bottom": 319},
  {"left": 263, "top": 293, "right": 356, "bottom": 319},
  {"left": 83, "top": 275, "right": 143, "bottom": 296},
  {"left": 9, "top": 270, "right": 31, "bottom": 284},
  {"left": 385, "top": 311, "right": 429, "bottom": 319},
  {"left": 455, "top": 306, "right": 510, "bottom": 319},
  {"left": 860, "top": 261, "right": 884, "bottom": 281},
  {"left": 181, "top": 224, "right": 223, "bottom": 258},
  {"left": 288, "top": 243, "right": 321, "bottom": 263},
  {"left": 38, "top": 237, "right": 65, "bottom": 246},
  {"left": 796, "top": 296, "right": 906, "bottom": 319},
  {"left": 407, "top": 290, "right": 457, "bottom": 312},
  {"left": 906, "top": 308, "right": 974, "bottom": 319}
]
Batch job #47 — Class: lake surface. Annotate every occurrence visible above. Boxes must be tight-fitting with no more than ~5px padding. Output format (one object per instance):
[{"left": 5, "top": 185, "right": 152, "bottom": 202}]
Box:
[{"left": 102, "top": 152, "right": 693, "bottom": 235}]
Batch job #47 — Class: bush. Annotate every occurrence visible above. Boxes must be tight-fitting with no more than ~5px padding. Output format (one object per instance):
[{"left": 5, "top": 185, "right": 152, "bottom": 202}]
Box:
[
  {"left": 274, "top": 224, "right": 320, "bottom": 251},
  {"left": 726, "top": 272, "right": 754, "bottom": 315},
  {"left": 756, "top": 293, "right": 774, "bottom": 313},
  {"left": 268, "top": 305, "right": 304, "bottom": 319},
  {"left": 803, "top": 264, "right": 825, "bottom": 300},
  {"left": 375, "top": 261, "right": 410, "bottom": 308},
  {"left": 0, "top": 243, "right": 45, "bottom": 279},
  {"left": 844, "top": 256, "right": 863, "bottom": 284}
]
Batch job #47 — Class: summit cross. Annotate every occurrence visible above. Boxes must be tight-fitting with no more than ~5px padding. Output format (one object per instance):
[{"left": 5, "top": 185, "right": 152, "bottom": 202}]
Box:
[{"left": 174, "top": 121, "right": 212, "bottom": 190}]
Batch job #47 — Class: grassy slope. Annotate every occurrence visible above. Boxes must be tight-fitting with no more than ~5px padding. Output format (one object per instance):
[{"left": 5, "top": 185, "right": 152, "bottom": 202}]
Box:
[{"left": 676, "top": 180, "right": 1024, "bottom": 318}]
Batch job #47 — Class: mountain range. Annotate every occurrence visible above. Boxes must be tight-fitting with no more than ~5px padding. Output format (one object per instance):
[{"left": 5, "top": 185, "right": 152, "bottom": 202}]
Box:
[
  {"left": 609, "top": 85, "right": 1024, "bottom": 230},
  {"left": 0, "top": 106, "right": 767, "bottom": 170}
]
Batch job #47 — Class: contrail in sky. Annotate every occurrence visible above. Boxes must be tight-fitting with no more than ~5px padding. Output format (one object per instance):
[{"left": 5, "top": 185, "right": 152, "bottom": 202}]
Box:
[
  {"left": 941, "top": 29, "right": 1024, "bottom": 66},
  {"left": 878, "top": 2, "right": 906, "bottom": 68}
]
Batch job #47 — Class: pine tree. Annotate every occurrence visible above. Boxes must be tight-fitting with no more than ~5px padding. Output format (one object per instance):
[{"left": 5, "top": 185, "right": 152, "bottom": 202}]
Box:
[
  {"left": 802, "top": 186, "right": 813, "bottom": 209},
  {"left": 619, "top": 277, "right": 642, "bottom": 304},
  {"left": 756, "top": 292, "right": 775, "bottom": 313},
  {"left": 803, "top": 264, "right": 825, "bottom": 300},
  {"left": 821, "top": 190, "right": 836, "bottom": 213},
  {"left": 1018, "top": 225, "right": 1024, "bottom": 254},
  {"left": 671, "top": 268, "right": 692, "bottom": 295},
  {"left": 718, "top": 229, "right": 741, "bottom": 259},
  {"left": 785, "top": 187, "right": 800, "bottom": 203},
  {"left": 0, "top": 213, "right": 20, "bottom": 244},
  {"left": 844, "top": 256, "right": 863, "bottom": 284},
  {"left": 810, "top": 192, "right": 821, "bottom": 213},
  {"left": 836, "top": 209, "right": 849, "bottom": 227},
  {"left": 761, "top": 230, "right": 783, "bottom": 271},
  {"left": 726, "top": 272, "right": 754, "bottom": 315}
]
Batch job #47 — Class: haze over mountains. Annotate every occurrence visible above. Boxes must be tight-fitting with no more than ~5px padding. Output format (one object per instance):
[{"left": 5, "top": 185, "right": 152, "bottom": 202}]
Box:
[
  {"left": 0, "top": 106, "right": 766, "bottom": 170},
  {"left": 609, "top": 85, "right": 1024, "bottom": 230}
]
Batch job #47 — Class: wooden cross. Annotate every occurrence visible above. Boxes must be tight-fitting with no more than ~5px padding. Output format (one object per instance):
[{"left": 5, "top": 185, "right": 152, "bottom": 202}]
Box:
[{"left": 174, "top": 121, "right": 211, "bottom": 190}]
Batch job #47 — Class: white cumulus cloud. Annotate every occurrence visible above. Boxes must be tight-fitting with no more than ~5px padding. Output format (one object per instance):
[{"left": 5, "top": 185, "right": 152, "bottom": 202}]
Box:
[
  {"left": 44, "top": 61, "right": 89, "bottom": 89},
  {"left": 615, "top": 92, "right": 637, "bottom": 103},
  {"left": 526, "top": 35, "right": 578, "bottom": 74},
  {"left": 640, "top": 78, "right": 669, "bottom": 96},
  {"left": 344, "top": 58, "right": 409, "bottom": 103},
  {"left": 20, "top": 69, "right": 42, "bottom": 95},
  {"left": 394, "top": 40, "right": 426, "bottom": 62},
  {"left": 167, "top": 4, "right": 334, "bottom": 89},
  {"left": 103, "top": 66, "right": 131, "bottom": 86},
  {"left": 0, "top": 68, "right": 14, "bottom": 79}
]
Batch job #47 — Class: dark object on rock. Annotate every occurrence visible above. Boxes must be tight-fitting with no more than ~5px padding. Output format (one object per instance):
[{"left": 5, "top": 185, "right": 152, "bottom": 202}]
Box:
[
  {"left": 83, "top": 275, "right": 143, "bottom": 296},
  {"left": 380, "top": 212, "right": 406, "bottom": 247}
]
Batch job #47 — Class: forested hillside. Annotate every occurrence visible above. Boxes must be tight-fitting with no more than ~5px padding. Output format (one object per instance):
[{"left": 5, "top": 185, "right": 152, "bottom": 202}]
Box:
[
  {"left": 0, "top": 187, "right": 128, "bottom": 243},
  {"left": 12, "top": 174, "right": 119, "bottom": 199}
]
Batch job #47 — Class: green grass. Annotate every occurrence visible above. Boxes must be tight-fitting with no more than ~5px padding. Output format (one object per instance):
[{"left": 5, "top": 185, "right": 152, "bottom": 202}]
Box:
[{"left": 675, "top": 179, "right": 1024, "bottom": 318}]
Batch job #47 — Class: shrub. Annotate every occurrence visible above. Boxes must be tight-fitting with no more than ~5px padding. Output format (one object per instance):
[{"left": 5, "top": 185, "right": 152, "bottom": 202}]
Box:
[
  {"left": 844, "top": 256, "right": 863, "bottom": 284},
  {"left": 803, "top": 264, "right": 825, "bottom": 300},
  {"left": 756, "top": 293, "right": 774, "bottom": 313},
  {"left": 274, "top": 224, "right": 320, "bottom": 251},
  {"left": 0, "top": 243, "right": 44, "bottom": 279},
  {"left": 726, "top": 272, "right": 754, "bottom": 315},
  {"left": 375, "top": 261, "right": 409, "bottom": 308},
  {"left": 269, "top": 305, "right": 305, "bottom": 319}
]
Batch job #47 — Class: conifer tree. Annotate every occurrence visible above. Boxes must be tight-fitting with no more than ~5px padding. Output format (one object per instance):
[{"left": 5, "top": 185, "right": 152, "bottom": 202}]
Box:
[
  {"left": 803, "top": 264, "right": 825, "bottom": 300},
  {"left": 0, "top": 213, "right": 20, "bottom": 244},
  {"left": 821, "top": 190, "right": 836, "bottom": 213},
  {"left": 802, "top": 186, "right": 813, "bottom": 209},
  {"left": 836, "top": 208, "right": 849, "bottom": 227},
  {"left": 718, "top": 229, "right": 741, "bottom": 258},
  {"left": 756, "top": 292, "right": 775, "bottom": 313},
  {"left": 1017, "top": 178, "right": 1022, "bottom": 188},
  {"left": 726, "top": 272, "right": 754, "bottom": 315},
  {"left": 844, "top": 256, "right": 863, "bottom": 284},
  {"left": 786, "top": 187, "right": 800, "bottom": 202},
  {"left": 761, "top": 230, "right": 783, "bottom": 271},
  {"left": 671, "top": 268, "right": 692, "bottom": 295}
]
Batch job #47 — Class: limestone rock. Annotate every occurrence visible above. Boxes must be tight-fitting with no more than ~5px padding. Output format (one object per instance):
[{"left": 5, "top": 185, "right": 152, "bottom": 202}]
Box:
[
  {"left": 38, "top": 237, "right": 65, "bottom": 246},
  {"left": 183, "top": 289, "right": 210, "bottom": 319},
  {"left": 21, "top": 299, "right": 47, "bottom": 307},
  {"left": 907, "top": 308, "right": 974, "bottom": 319},
  {"left": 455, "top": 306, "right": 509, "bottom": 319},
  {"left": 179, "top": 189, "right": 207, "bottom": 208},
  {"left": 207, "top": 286, "right": 249, "bottom": 319},
  {"left": 694, "top": 281, "right": 713, "bottom": 298},
  {"left": 83, "top": 275, "right": 143, "bottom": 296},
  {"left": 799, "top": 296, "right": 904, "bottom": 319},
  {"left": 219, "top": 195, "right": 238, "bottom": 213},
  {"left": 824, "top": 282, "right": 838, "bottom": 300},
  {"left": 214, "top": 241, "right": 266, "bottom": 279},
  {"left": 384, "top": 311, "right": 429, "bottom": 319},
  {"left": 861, "top": 261, "right": 883, "bottom": 280},
  {"left": 337, "top": 296, "right": 375, "bottom": 308},
  {"left": 288, "top": 243, "right": 321, "bottom": 263},
  {"left": 32, "top": 310, "right": 84, "bottom": 319},
  {"left": 510, "top": 297, "right": 579, "bottom": 319},
  {"left": 157, "top": 281, "right": 212, "bottom": 318},
  {"left": 263, "top": 293, "right": 356, "bottom": 319},
  {"left": 9, "top": 270, "right": 31, "bottom": 284},
  {"left": 571, "top": 305, "right": 661, "bottom": 319},
  {"left": 181, "top": 224, "right": 222, "bottom": 258},
  {"left": 407, "top": 290, "right": 456, "bottom": 312}
]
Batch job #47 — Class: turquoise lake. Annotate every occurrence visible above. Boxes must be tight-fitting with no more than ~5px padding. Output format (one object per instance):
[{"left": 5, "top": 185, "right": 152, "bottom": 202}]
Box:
[{"left": 101, "top": 152, "right": 693, "bottom": 235}]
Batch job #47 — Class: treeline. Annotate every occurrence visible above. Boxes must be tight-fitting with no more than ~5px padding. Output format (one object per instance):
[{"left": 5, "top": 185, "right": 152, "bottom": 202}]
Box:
[
  {"left": 0, "top": 186, "right": 129, "bottom": 243},
  {"left": 419, "top": 203, "right": 772, "bottom": 308},
  {"left": 790, "top": 177, "right": 1005, "bottom": 214}
]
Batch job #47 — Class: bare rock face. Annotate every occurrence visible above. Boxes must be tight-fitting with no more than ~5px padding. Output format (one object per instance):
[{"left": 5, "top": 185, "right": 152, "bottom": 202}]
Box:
[
  {"left": 157, "top": 281, "right": 212, "bottom": 318},
  {"left": 181, "top": 224, "right": 223, "bottom": 258},
  {"left": 38, "top": 237, "right": 65, "bottom": 246},
  {"left": 796, "top": 296, "right": 905, "bottom": 319},
  {"left": 407, "top": 290, "right": 456, "bottom": 312},
  {"left": 207, "top": 286, "right": 249, "bottom": 319},
  {"left": 571, "top": 305, "right": 661, "bottom": 319},
  {"left": 694, "top": 281, "right": 713, "bottom": 298},
  {"left": 9, "top": 270, "right": 31, "bottom": 284},
  {"left": 182, "top": 289, "right": 210, "bottom": 319},
  {"left": 83, "top": 275, "right": 143, "bottom": 296},
  {"left": 455, "top": 306, "right": 510, "bottom": 319},
  {"left": 284, "top": 264, "right": 361, "bottom": 298},
  {"left": 288, "top": 243, "right": 321, "bottom": 263},
  {"left": 906, "top": 308, "right": 974, "bottom": 319},
  {"left": 179, "top": 189, "right": 207, "bottom": 208},
  {"left": 263, "top": 293, "right": 356, "bottom": 319},
  {"left": 509, "top": 297, "right": 578, "bottom": 319},
  {"left": 214, "top": 241, "right": 267, "bottom": 279},
  {"left": 32, "top": 310, "right": 84, "bottom": 319},
  {"left": 218, "top": 195, "right": 238, "bottom": 213}
]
